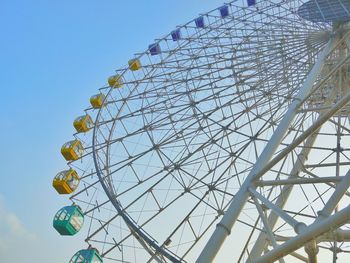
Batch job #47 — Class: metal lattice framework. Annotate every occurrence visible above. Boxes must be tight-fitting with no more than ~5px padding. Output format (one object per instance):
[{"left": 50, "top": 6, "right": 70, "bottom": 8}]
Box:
[{"left": 59, "top": 0, "right": 350, "bottom": 262}]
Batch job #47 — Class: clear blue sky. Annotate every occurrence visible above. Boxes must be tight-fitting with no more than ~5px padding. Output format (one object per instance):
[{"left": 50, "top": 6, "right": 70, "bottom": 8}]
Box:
[{"left": 0, "top": 0, "right": 225, "bottom": 262}]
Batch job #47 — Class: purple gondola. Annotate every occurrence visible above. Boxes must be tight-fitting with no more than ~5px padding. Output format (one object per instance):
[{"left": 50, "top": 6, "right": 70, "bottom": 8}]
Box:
[
  {"left": 247, "top": 0, "right": 256, "bottom": 7},
  {"left": 171, "top": 29, "right": 181, "bottom": 41},
  {"left": 219, "top": 5, "right": 229, "bottom": 18},
  {"left": 195, "top": 16, "right": 205, "bottom": 28},
  {"left": 149, "top": 43, "right": 161, "bottom": 55}
]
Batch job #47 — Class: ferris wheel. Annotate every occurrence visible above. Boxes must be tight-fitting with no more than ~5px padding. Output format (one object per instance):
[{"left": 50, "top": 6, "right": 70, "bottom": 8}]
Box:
[{"left": 52, "top": 0, "right": 350, "bottom": 262}]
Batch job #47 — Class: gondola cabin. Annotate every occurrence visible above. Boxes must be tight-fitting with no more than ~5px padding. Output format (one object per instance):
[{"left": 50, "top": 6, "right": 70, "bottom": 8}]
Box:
[
  {"left": 108, "top": 74, "right": 123, "bottom": 88},
  {"left": 90, "top": 93, "right": 105, "bottom": 109},
  {"left": 73, "top": 114, "right": 94, "bottom": 133},
  {"left": 128, "top": 59, "right": 142, "bottom": 71},
  {"left": 171, "top": 29, "right": 181, "bottom": 41},
  {"left": 52, "top": 169, "right": 80, "bottom": 194},
  {"left": 70, "top": 248, "right": 103, "bottom": 263},
  {"left": 61, "top": 140, "right": 84, "bottom": 161},
  {"left": 247, "top": 0, "right": 256, "bottom": 6},
  {"left": 219, "top": 5, "right": 229, "bottom": 18},
  {"left": 53, "top": 205, "right": 84, "bottom": 236},
  {"left": 149, "top": 43, "right": 161, "bottom": 55},
  {"left": 195, "top": 16, "right": 205, "bottom": 28}
]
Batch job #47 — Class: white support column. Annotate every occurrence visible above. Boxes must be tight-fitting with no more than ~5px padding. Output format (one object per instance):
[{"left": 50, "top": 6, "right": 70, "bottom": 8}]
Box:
[
  {"left": 252, "top": 204, "right": 350, "bottom": 263},
  {"left": 252, "top": 196, "right": 285, "bottom": 263},
  {"left": 321, "top": 229, "right": 350, "bottom": 242},
  {"left": 249, "top": 88, "right": 350, "bottom": 183},
  {"left": 249, "top": 187, "right": 305, "bottom": 233},
  {"left": 249, "top": 130, "right": 319, "bottom": 259},
  {"left": 276, "top": 229, "right": 350, "bottom": 243},
  {"left": 255, "top": 176, "right": 343, "bottom": 186},
  {"left": 304, "top": 240, "right": 318, "bottom": 263},
  {"left": 317, "top": 168, "right": 350, "bottom": 219},
  {"left": 248, "top": 82, "right": 350, "bottom": 261},
  {"left": 250, "top": 46, "right": 350, "bottom": 257},
  {"left": 196, "top": 38, "right": 337, "bottom": 263}
]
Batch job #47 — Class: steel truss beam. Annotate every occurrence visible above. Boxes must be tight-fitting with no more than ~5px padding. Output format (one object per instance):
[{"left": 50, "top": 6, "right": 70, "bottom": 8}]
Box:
[
  {"left": 255, "top": 176, "right": 343, "bottom": 187},
  {"left": 197, "top": 31, "right": 350, "bottom": 262},
  {"left": 249, "top": 130, "right": 320, "bottom": 260},
  {"left": 276, "top": 229, "right": 350, "bottom": 243},
  {"left": 251, "top": 195, "right": 285, "bottom": 263},
  {"left": 250, "top": 33, "right": 350, "bottom": 262},
  {"left": 249, "top": 187, "right": 306, "bottom": 233},
  {"left": 252, "top": 204, "right": 350, "bottom": 263}
]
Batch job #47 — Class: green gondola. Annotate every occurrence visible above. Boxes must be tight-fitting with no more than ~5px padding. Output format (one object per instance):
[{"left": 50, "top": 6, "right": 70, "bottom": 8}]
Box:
[
  {"left": 53, "top": 205, "right": 84, "bottom": 236},
  {"left": 70, "top": 248, "right": 103, "bottom": 263}
]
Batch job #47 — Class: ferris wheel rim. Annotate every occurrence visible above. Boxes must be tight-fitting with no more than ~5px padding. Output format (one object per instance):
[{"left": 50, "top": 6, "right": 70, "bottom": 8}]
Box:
[
  {"left": 82, "top": 0, "right": 346, "bottom": 262},
  {"left": 91, "top": 74, "right": 185, "bottom": 262}
]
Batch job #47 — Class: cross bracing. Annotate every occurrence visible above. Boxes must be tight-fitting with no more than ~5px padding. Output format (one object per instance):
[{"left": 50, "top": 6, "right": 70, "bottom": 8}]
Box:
[{"left": 59, "top": 0, "right": 350, "bottom": 262}]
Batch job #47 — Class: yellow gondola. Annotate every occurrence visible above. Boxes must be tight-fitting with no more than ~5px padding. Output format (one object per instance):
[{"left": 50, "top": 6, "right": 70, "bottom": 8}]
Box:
[
  {"left": 128, "top": 59, "right": 142, "bottom": 71},
  {"left": 90, "top": 93, "right": 105, "bottom": 109},
  {"left": 108, "top": 74, "right": 123, "bottom": 88},
  {"left": 61, "top": 140, "right": 84, "bottom": 161},
  {"left": 73, "top": 114, "right": 94, "bottom": 133},
  {"left": 53, "top": 169, "right": 80, "bottom": 194}
]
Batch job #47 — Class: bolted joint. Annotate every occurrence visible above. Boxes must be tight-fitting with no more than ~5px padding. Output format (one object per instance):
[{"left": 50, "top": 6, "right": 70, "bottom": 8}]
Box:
[
  {"left": 304, "top": 240, "right": 319, "bottom": 256},
  {"left": 216, "top": 222, "right": 231, "bottom": 236},
  {"left": 294, "top": 222, "right": 307, "bottom": 234}
]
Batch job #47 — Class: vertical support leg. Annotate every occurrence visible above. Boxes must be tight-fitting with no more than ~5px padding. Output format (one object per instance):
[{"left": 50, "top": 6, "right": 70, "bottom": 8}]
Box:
[
  {"left": 252, "top": 195, "right": 286, "bottom": 263},
  {"left": 304, "top": 240, "right": 318, "bottom": 263},
  {"left": 196, "top": 38, "right": 336, "bottom": 263},
  {"left": 249, "top": 130, "right": 318, "bottom": 259},
  {"left": 252, "top": 204, "right": 350, "bottom": 263}
]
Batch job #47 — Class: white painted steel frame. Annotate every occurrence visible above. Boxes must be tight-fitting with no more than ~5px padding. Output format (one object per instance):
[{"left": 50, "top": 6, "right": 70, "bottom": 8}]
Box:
[
  {"left": 62, "top": 1, "right": 350, "bottom": 262},
  {"left": 252, "top": 204, "right": 350, "bottom": 263},
  {"left": 196, "top": 37, "right": 338, "bottom": 263},
  {"left": 88, "top": 2, "right": 330, "bottom": 261}
]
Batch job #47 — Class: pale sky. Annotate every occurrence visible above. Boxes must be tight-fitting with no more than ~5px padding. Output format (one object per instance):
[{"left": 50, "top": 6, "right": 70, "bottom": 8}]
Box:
[
  {"left": 2, "top": 1, "right": 349, "bottom": 262},
  {"left": 0, "top": 0, "right": 225, "bottom": 262}
]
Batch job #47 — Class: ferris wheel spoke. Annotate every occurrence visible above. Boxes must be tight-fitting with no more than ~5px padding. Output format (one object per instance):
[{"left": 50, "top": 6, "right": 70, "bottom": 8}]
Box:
[
  {"left": 253, "top": 203, "right": 350, "bottom": 263},
  {"left": 251, "top": 125, "right": 333, "bottom": 258},
  {"left": 69, "top": 179, "right": 100, "bottom": 200},
  {"left": 54, "top": 1, "right": 350, "bottom": 262},
  {"left": 251, "top": 195, "right": 285, "bottom": 262},
  {"left": 100, "top": 51, "right": 310, "bottom": 140},
  {"left": 196, "top": 36, "right": 337, "bottom": 262},
  {"left": 252, "top": 131, "right": 350, "bottom": 256},
  {"left": 257, "top": 94, "right": 350, "bottom": 188}
]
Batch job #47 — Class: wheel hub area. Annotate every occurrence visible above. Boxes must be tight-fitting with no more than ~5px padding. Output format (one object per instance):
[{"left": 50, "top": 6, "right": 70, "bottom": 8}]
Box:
[
  {"left": 306, "top": 27, "right": 350, "bottom": 115},
  {"left": 298, "top": 0, "right": 350, "bottom": 23}
]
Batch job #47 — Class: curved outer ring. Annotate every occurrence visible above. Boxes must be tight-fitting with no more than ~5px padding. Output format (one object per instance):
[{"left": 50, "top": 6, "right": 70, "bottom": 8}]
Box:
[
  {"left": 92, "top": 71, "right": 183, "bottom": 262},
  {"left": 90, "top": 2, "right": 249, "bottom": 261},
  {"left": 90, "top": 0, "right": 324, "bottom": 261}
]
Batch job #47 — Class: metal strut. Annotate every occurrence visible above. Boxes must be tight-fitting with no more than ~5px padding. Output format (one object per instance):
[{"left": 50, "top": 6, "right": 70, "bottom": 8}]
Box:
[{"left": 196, "top": 37, "right": 337, "bottom": 263}]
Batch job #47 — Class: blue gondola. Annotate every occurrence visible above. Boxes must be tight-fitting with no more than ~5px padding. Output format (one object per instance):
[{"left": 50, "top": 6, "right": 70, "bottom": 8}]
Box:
[
  {"left": 248, "top": 0, "right": 256, "bottom": 7},
  {"left": 171, "top": 29, "right": 181, "bottom": 41},
  {"left": 195, "top": 16, "right": 205, "bottom": 28},
  {"left": 219, "top": 5, "right": 229, "bottom": 18},
  {"left": 149, "top": 43, "right": 161, "bottom": 55}
]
